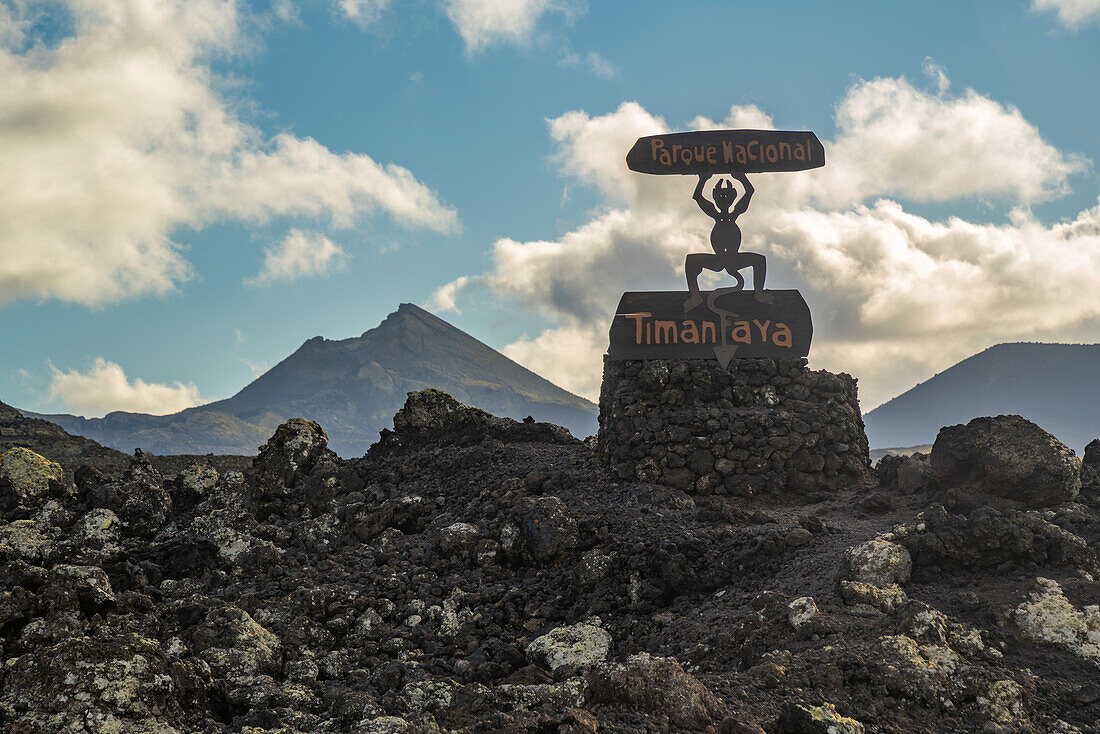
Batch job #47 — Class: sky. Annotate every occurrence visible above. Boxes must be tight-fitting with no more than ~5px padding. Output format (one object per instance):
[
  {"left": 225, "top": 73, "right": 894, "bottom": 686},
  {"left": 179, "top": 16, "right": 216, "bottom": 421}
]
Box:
[{"left": 2, "top": 0, "right": 1100, "bottom": 419}]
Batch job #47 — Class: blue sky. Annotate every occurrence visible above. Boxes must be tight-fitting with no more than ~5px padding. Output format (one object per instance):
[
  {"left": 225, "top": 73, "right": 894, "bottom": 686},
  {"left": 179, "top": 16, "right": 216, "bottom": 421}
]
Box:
[{"left": 2, "top": 0, "right": 1099, "bottom": 417}]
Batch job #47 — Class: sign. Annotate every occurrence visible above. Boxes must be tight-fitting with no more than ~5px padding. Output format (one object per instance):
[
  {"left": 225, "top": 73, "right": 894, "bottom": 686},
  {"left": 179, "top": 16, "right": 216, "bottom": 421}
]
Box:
[
  {"left": 626, "top": 129, "right": 824, "bottom": 176},
  {"left": 608, "top": 289, "right": 812, "bottom": 367}
]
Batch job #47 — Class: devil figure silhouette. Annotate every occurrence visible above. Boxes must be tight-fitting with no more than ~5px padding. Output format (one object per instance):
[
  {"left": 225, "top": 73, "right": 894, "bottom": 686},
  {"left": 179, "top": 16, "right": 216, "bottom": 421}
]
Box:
[{"left": 683, "top": 172, "right": 772, "bottom": 311}]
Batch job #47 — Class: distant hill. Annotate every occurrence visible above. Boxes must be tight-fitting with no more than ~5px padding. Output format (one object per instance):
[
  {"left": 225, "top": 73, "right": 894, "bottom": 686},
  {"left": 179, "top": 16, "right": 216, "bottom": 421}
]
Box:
[
  {"left": 29, "top": 304, "right": 599, "bottom": 457},
  {"left": 864, "top": 342, "right": 1100, "bottom": 451},
  {"left": 0, "top": 401, "right": 251, "bottom": 478}
]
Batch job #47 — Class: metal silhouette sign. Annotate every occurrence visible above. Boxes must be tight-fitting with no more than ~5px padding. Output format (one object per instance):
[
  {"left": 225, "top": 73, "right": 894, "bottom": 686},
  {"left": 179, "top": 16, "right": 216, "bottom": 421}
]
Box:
[{"left": 609, "top": 128, "right": 823, "bottom": 367}]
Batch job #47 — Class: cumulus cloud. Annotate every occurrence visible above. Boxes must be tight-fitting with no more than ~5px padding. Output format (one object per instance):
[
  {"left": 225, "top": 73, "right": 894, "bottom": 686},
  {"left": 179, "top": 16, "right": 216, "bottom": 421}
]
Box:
[
  {"left": 427, "top": 275, "right": 470, "bottom": 313},
  {"left": 442, "top": 0, "right": 580, "bottom": 52},
  {"left": 246, "top": 229, "right": 349, "bottom": 286},
  {"left": 336, "top": 0, "right": 392, "bottom": 27},
  {"left": 441, "top": 72, "right": 1100, "bottom": 407},
  {"left": 559, "top": 48, "right": 616, "bottom": 78},
  {"left": 0, "top": 0, "right": 457, "bottom": 308},
  {"left": 1033, "top": 0, "right": 1100, "bottom": 27},
  {"left": 48, "top": 359, "right": 202, "bottom": 417}
]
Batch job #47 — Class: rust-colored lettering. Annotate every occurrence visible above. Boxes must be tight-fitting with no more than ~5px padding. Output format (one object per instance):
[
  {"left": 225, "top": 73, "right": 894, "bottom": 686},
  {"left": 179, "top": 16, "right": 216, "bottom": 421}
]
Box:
[
  {"left": 735, "top": 145, "right": 747, "bottom": 164},
  {"left": 765, "top": 144, "right": 778, "bottom": 163},
  {"left": 772, "top": 322, "right": 792, "bottom": 347},
  {"left": 779, "top": 141, "right": 791, "bottom": 159},
  {"left": 650, "top": 138, "right": 665, "bottom": 164},
  {"left": 732, "top": 320, "right": 752, "bottom": 343},
  {"left": 655, "top": 320, "right": 678, "bottom": 344},
  {"left": 794, "top": 142, "right": 806, "bottom": 161},
  {"left": 680, "top": 320, "right": 700, "bottom": 343},
  {"left": 701, "top": 321, "right": 717, "bottom": 343},
  {"left": 722, "top": 140, "right": 734, "bottom": 163},
  {"left": 747, "top": 140, "right": 759, "bottom": 161},
  {"left": 706, "top": 146, "right": 717, "bottom": 164},
  {"left": 624, "top": 312, "right": 651, "bottom": 343},
  {"left": 753, "top": 319, "right": 771, "bottom": 340}
]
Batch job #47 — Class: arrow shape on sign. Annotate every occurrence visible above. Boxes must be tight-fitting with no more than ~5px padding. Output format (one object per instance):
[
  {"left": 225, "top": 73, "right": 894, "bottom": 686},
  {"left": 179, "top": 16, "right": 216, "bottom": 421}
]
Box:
[{"left": 714, "top": 344, "right": 738, "bottom": 368}]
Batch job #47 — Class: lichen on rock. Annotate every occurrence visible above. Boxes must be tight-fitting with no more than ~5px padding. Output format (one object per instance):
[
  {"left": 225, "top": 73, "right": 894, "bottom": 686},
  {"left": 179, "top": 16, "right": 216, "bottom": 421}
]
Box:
[
  {"left": 844, "top": 538, "right": 912, "bottom": 586},
  {"left": 1012, "top": 577, "right": 1100, "bottom": 661},
  {"left": 0, "top": 446, "right": 62, "bottom": 504},
  {"left": 526, "top": 619, "right": 611, "bottom": 680}
]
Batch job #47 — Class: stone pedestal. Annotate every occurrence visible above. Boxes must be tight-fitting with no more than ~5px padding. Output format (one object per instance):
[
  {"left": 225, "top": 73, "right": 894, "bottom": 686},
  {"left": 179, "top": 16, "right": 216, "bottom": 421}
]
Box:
[{"left": 597, "top": 356, "right": 871, "bottom": 495}]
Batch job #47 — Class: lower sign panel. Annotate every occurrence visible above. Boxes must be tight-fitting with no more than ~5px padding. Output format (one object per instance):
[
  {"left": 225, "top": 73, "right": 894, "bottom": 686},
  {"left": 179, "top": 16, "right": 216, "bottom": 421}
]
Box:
[{"left": 608, "top": 290, "right": 812, "bottom": 365}]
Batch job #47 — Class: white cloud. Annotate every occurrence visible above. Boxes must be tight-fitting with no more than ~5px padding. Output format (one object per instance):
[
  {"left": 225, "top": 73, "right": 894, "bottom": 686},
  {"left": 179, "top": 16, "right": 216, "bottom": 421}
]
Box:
[
  {"left": 427, "top": 274, "right": 470, "bottom": 313},
  {"left": 1033, "top": 0, "right": 1100, "bottom": 27},
  {"left": 0, "top": 0, "right": 457, "bottom": 308},
  {"left": 337, "top": 0, "right": 391, "bottom": 27},
  {"left": 48, "top": 358, "right": 202, "bottom": 417},
  {"left": 272, "top": 0, "right": 301, "bottom": 24},
  {"left": 559, "top": 48, "right": 616, "bottom": 78},
  {"left": 443, "top": 0, "right": 579, "bottom": 52},
  {"left": 246, "top": 229, "right": 349, "bottom": 286},
  {"left": 442, "top": 72, "right": 1100, "bottom": 407}
]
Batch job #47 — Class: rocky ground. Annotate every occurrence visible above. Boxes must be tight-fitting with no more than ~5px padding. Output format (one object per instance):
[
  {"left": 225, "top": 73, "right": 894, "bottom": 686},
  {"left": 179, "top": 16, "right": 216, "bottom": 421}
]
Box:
[{"left": 1, "top": 390, "right": 1099, "bottom": 733}]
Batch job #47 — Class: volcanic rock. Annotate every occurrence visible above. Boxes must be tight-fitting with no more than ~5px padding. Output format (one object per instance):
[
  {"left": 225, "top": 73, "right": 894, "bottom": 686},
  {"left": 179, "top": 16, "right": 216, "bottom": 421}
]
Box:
[
  {"left": 585, "top": 652, "right": 730, "bottom": 729},
  {"left": 877, "top": 634, "right": 976, "bottom": 707},
  {"left": 1012, "top": 577, "right": 1100, "bottom": 661},
  {"left": 843, "top": 539, "right": 912, "bottom": 586},
  {"left": 889, "top": 505, "right": 1099, "bottom": 576},
  {"left": 0, "top": 447, "right": 62, "bottom": 507},
  {"left": 85, "top": 450, "right": 172, "bottom": 537},
  {"left": 526, "top": 620, "right": 612, "bottom": 680},
  {"left": 930, "top": 415, "right": 1082, "bottom": 507},
  {"left": 775, "top": 701, "right": 865, "bottom": 734}
]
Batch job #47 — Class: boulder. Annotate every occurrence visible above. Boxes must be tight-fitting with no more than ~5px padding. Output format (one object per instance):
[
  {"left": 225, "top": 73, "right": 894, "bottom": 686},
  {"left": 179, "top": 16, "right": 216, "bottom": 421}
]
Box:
[
  {"left": 839, "top": 580, "right": 908, "bottom": 613},
  {"left": 0, "top": 447, "right": 62, "bottom": 506},
  {"left": 877, "top": 634, "right": 976, "bottom": 707},
  {"left": 977, "top": 680, "right": 1028, "bottom": 731},
  {"left": 252, "top": 418, "right": 336, "bottom": 502},
  {"left": 895, "top": 601, "right": 949, "bottom": 646},
  {"left": 0, "top": 519, "right": 54, "bottom": 564},
  {"left": 383, "top": 389, "right": 576, "bottom": 449},
  {"left": 573, "top": 549, "right": 613, "bottom": 591},
  {"left": 192, "top": 604, "right": 283, "bottom": 678},
  {"left": 438, "top": 522, "right": 479, "bottom": 556},
  {"left": 787, "top": 596, "right": 819, "bottom": 632},
  {"left": 518, "top": 496, "right": 579, "bottom": 564},
  {"left": 930, "top": 415, "right": 1081, "bottom": 507},
  {"left": 1012, "top": 577, "right": 1100, "bottom": 661},
  {"left": 87, "top": 450, "right": 172, "bottom": 537},
  {"left": 0, "top": 633, "right": 205, "bottom": 732},
  {"left": 76, "top": 507, "right": 123, "bottom": 549},
  {"left": 585, "top": 653, "right": 729, "bottom": 729},
  {"left": 1081, "top": 439, "right": 1100, "bottom": 500},
  {"left": 843, "top": 539, "right": 911, "bottom": 586},
  {"left": 54, "top": 564, "right": 116, "bottom": 609},
  {"left": 890, "top": 506, "right": 1099, "bottom": 576},
  {"left": 775, "top": 701, "right": 865, "bottom": 734},
  {"left": 526, "top": 620, "right": 612, "bottom": 680},
  {"left": 172, "top": 463, "right": 219, "bottom": 509}
]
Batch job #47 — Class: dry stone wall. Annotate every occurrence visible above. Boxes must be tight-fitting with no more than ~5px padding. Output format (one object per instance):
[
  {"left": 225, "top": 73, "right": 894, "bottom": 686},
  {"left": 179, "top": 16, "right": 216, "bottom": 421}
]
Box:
[{"left": 598, "top": 356, "right": 871, "bottom": 495}]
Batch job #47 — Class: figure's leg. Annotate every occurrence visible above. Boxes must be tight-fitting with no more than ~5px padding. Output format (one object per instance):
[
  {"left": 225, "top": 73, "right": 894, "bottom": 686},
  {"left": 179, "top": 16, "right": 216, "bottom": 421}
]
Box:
[
  {"left": 684, "top": 254, "right": 722, "bottom": 311},
  {"left": 732, "top": 252, "right": 772, "bottom": 303},
  {"left": 739, "top": 249, "right": 774, "bottom": 301}
]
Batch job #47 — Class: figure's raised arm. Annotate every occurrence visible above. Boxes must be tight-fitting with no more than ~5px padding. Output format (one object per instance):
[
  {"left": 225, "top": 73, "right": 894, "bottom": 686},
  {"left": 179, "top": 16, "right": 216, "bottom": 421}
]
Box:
[
  {"left": 693, "top": 174, "right": 718, "bottom": 219},
  {"left": 731, "top": 172, "right": 754, "bottom": 217}
]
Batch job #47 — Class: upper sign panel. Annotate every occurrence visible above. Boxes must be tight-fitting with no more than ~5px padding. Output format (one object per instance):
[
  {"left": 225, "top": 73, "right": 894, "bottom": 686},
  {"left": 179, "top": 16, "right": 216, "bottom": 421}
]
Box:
[{"left": 626, "top": 129, "right": 825, "bottom": 175}]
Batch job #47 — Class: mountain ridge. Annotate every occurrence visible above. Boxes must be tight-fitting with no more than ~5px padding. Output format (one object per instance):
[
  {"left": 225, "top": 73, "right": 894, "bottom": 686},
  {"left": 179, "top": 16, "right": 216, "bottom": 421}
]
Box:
[
  {"left": 864, "top": 342, "right": 1100, "bottom": 451},
  {"left": 27, "top": 304, "right": 599, "bottom": 457}
]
